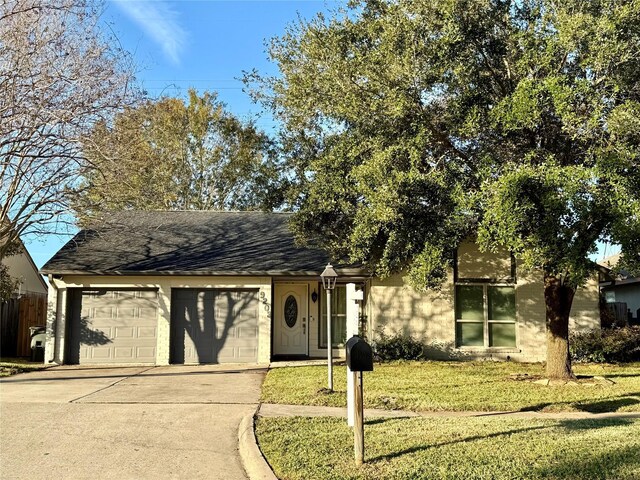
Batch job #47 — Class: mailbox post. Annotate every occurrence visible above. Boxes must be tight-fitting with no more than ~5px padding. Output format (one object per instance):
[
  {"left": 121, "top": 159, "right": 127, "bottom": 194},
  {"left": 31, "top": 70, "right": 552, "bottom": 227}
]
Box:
[{"left": 346, "top": 335, "right": 373, "bottom": 467}]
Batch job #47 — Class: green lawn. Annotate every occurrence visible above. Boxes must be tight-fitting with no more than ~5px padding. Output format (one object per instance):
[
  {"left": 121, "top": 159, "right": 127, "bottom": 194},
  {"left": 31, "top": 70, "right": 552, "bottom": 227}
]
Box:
[
  {"left": 256, "top": 416, "right": 640, "bottom": 480},
  {"left": 0, "top": 358, "right": 48, "bottom": 377},
  {"left": 261, "top": 361, "right": 640, "bottom": 412}
]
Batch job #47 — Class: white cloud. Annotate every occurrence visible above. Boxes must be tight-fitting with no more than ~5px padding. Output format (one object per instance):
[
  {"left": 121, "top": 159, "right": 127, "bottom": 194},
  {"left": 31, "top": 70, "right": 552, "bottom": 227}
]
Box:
[{"left": 114, "top": 1, "right": 187, "bottom": 64}]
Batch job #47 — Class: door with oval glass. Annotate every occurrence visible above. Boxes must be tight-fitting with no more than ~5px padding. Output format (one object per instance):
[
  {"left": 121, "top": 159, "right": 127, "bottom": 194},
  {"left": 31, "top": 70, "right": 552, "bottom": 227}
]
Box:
[{"left": 274, "top": 284, "right": 308, "bottom": 355}]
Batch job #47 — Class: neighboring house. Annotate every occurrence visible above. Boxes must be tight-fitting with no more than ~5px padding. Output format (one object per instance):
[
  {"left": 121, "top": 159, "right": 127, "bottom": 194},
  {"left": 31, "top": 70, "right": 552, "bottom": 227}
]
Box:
[
  {"left": 41, "top": 211, "right": 600, "bottom": 366},
  {"left": 599, "top": 253, "right": 640, "bottom": 325},
  {"left": 2, "top": 243, "right": 48, "bottom": 297},
  {"left": 1, "top": 242, "right": 48, "bottom": 357}
]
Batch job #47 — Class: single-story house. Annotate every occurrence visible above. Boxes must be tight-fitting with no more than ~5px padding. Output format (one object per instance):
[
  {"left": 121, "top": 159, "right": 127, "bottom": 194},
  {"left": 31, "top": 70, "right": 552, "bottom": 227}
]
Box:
[{"left": 41, "top": 211, "right": 599, "bottom": 365}]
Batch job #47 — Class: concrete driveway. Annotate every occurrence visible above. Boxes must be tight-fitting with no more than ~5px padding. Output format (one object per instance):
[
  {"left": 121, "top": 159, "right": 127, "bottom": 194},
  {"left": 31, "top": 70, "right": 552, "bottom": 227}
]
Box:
[{"left": 0, "top": 365, "right": 266, "bottom": 480}]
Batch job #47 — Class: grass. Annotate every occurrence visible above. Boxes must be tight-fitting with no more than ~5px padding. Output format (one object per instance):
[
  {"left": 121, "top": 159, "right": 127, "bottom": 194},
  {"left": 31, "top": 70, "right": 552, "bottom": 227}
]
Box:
[
  {"left": 261, "top": 361, "right": 640, "bottom": 413},
  {"left": 256, "top": 416, "right": 640, "bottom": 480},
  {"left": 0, "top": 357, "right": 49, "bottom": 377}
]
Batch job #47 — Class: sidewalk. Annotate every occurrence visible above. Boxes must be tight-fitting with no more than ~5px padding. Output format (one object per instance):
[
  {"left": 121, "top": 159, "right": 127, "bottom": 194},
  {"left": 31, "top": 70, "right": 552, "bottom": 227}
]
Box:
[{"left": 258, "top": 402, "right": 640, "bottom": 420}]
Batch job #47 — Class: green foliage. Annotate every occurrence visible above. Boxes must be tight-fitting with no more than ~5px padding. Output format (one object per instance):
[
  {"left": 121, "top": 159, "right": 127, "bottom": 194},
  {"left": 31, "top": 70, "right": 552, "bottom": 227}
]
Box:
[
  {"left": 74, "top": 89, "right": 283, "bottom": 225},
  {"left": 570, "top": 327, "right": 640, "bottom": 364},
  {"left": 0, "top": 242, "right": 23, "bottom": 301},
  {"left": 248, "top": 0, "right": 640, "bottom": 288},
  {"left": 248, "top": 0, "right": 640, "bottom": 376},
  {"left": 372, "top": 329, "right": 425, "bottom": 361},
  {"left": 0, "top": 264, "right": 20, "bottom": 302}
]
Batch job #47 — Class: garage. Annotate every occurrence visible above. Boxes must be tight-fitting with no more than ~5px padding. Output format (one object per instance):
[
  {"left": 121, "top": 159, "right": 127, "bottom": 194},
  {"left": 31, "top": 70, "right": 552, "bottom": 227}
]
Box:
[
  {"left": 66, "top": 289, "right": 159, "bottom": 364},
  {"left": 171, "top": 289, "right": 259, "bottom": 364}
]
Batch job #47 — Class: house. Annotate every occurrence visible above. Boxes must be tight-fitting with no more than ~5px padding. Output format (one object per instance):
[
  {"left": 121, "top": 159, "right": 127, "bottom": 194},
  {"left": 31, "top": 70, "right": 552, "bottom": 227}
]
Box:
[
  {"left": 599, "top": 253, "right": 640, "bottom": 325},
  {"left": 2, "top": 242, "right": 48, "bottom": 297},
  {"left": 41, "top": 211, "right": 600, "bottom": 365},
  {"left": 1, "top": 241, "right": 48, "bottom": 357}
]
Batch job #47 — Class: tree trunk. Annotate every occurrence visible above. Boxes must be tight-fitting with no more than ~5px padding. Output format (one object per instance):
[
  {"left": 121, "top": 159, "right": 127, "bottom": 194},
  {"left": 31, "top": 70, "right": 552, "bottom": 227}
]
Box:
[{"left": 544, "top": 273, "right": 576, "bottom": 379}]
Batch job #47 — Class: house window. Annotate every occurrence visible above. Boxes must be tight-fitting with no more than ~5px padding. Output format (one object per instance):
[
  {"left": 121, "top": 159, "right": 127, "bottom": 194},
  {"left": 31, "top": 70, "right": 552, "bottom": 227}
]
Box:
[
  {"left": 319, "top": 285, "right": 347, "bottom": 348},
  {"left": 604, "top": 291, "right": 615, "bottom": 303},
  {"left": 455, "top": 284, "right": 516, "bottom": 348}
]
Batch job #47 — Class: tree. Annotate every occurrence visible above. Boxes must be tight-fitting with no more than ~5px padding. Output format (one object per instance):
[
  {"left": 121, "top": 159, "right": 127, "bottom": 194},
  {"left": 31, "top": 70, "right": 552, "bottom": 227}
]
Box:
[
  {"left": 248, "top": 0, "right": 640, "bottom": 378},
  {"left": 0, "top": 242, "right": 21, "bottom": 301},
  {"left": 74, "top": 89, "right": 282, "bottom": 223},
  {"left": 0, "top": 0, "right": 138, "bottom": 259}
]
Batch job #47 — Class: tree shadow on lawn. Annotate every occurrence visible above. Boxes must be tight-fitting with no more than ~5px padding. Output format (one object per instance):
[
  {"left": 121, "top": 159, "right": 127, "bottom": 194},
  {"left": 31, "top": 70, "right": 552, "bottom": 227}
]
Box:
[
  {"left": 521, "top": 393, "right": 640, "bottom": 413},
  {"left": 599, "top": 372, "right": 640, "bottom": 379},
  {"left": 368, "top": 417, "right": 636, "bottom": 464},
  {"left": 558, "top": 418, "right": 634, "bottom": 430},
  {"left": 366, "top": 417, "right": 417, "bottom": 426},
  {"left": 368, "top": 423, "right": 548, "bottom": 463},
  {"left": 576, "top": 394, "right": 640, "bottom": 413},
  {"left": 533, "top": 443, "right": 640, "bottom": 479}
]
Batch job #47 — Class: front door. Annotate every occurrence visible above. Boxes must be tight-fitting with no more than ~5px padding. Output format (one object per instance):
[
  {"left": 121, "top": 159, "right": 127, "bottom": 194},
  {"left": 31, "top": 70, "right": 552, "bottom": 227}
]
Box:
[{"left": 274, "top": 284, "right": 308, "bottom": 355}]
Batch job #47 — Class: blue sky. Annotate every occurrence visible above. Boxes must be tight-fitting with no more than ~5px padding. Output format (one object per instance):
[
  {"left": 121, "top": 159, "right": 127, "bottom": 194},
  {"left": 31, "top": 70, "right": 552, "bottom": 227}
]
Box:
[
  {"left": 28, "top": 0, "right": 344, "bottom": 268},
  {"left": 26, "top": 0, "right": 617, "bottom": 268}
]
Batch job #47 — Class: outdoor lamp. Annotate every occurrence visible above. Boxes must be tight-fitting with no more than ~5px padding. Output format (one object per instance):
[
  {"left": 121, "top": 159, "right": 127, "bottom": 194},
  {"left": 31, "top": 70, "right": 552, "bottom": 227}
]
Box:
[
  {"left": 320, "top": 263, "right": 338, "bottom": 290},
  {"left": 320, "top": 263, "right": 338, "bottom": 391}
]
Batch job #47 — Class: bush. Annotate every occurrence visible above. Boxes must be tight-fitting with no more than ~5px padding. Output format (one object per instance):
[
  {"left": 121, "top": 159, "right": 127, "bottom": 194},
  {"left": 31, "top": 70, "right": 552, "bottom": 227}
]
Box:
[
  {"left": 570, "top": 326, "right": 640, "bottom": 363},
  {"left": 372, "top": 330, "right": 425, "bottom": 361}
]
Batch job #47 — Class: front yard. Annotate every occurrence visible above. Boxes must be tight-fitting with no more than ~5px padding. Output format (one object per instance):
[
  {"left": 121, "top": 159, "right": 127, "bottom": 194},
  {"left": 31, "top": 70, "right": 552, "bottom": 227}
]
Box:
[
  {"left": 0, "top": 358, "right": 48, "bottom": 377},
  {"left": 257, "top": 361, "right": 640, "bottom": 479},
  {"left": 261, "top": 361, "right": 640, "bottom": 412},
  {"left": 257, "top": 416, "right": 640, "bottom": 480}
]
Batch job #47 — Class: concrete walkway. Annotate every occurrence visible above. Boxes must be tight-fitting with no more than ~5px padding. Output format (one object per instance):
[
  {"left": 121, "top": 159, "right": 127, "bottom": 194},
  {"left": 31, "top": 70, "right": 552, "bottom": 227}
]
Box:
[
  {"left": 258, "top": 402, "right": 640, "bottom": 421},
  {"left": 0, "top": 365, "right": 267, "bottom": 480}
]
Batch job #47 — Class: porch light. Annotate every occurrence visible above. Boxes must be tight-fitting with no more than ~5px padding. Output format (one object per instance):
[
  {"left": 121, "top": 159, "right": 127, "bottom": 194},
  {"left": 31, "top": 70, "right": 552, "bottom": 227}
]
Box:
[
  {"left": 320, "top": 263, "right": 338, "bottom": 290},
  {"left": 320, "top": 263, "right": 338, "bottom": 391}
]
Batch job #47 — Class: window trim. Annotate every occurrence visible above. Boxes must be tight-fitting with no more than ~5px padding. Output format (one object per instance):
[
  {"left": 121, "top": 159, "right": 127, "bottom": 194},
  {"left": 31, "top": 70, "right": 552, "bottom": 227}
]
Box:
[
  {"left": 455, "top": 282, "right": 518, "bottom": 349},
  {"left": 318, "top": 283, "right": 359, "bottom": 349}
]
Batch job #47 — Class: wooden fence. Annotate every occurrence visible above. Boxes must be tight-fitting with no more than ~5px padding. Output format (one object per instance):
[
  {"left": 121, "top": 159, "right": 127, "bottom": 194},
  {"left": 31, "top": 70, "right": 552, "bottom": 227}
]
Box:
[{"left": 0, "top": 292, "right": 47, "bottom": 357}]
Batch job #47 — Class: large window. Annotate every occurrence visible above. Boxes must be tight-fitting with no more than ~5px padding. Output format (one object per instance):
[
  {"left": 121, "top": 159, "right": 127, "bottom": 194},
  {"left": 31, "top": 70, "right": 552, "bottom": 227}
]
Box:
[
  {"left": 320, "top": 285, "right": 347, "bottom": 348},
  {"left": 455, "top": 285, "right": 516, "bottom": 348}
]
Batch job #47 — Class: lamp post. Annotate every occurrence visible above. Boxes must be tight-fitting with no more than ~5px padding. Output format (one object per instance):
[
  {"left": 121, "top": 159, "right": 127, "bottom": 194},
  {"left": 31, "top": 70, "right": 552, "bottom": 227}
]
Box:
[{"left": 320, "top": 263, "right": 338, "bottom": 392}]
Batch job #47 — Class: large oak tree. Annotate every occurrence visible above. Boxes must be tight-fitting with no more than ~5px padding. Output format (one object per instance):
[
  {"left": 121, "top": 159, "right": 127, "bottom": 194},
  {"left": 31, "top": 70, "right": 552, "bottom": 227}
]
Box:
[{"left": 248, "top": 0, "right": 640, "bottom": 378}]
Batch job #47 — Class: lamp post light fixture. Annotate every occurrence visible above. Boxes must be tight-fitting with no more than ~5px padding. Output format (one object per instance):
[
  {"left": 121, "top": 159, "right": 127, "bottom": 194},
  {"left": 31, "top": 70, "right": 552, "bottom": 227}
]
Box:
[{"left": 320, "top": 263, "right": 338, "bottom": 392}]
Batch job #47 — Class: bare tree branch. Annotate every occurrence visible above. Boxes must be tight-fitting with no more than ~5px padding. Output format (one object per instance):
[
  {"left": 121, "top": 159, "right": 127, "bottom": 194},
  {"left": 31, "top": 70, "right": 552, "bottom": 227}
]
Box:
[{"left": 0, "top": 0, "right": 139, "bottom": 258}]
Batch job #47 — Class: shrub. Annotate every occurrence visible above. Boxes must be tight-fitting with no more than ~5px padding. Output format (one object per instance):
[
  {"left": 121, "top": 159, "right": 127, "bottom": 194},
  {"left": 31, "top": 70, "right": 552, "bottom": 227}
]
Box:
[
  {"left": 570, "top": 326, "right": 640, "bottom": 363},
  {"left": 372, "top": 330, "right": 425, "bottom": 361}
]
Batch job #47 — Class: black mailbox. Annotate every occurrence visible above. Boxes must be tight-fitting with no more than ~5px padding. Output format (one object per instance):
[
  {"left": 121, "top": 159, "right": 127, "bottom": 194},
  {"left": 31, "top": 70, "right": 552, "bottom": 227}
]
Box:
[{"left": 346, "top": 335, "right": 373, "bottom": 372}]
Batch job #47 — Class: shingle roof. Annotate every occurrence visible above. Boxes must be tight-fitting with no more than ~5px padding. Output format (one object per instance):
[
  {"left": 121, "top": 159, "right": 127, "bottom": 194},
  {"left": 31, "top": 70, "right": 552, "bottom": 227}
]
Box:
[
  {"left": 41, "top": 211, "right": 362, "bottom": 276},
  {"left": 598, "top": 252, "right": 639, "bottom": 284}
]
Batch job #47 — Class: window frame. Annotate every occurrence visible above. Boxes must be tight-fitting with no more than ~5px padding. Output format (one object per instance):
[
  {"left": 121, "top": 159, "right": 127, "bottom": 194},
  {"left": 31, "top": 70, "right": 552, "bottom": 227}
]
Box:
[
  {"left": 455, "top": 282, "right": 518, "bottom": 349},
  {"left": 318, "top": 283, "right": 350, "bottom": 349}
]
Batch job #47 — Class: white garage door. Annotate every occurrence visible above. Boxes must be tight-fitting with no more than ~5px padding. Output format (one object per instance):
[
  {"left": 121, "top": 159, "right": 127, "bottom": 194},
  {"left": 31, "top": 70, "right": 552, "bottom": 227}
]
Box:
[
  {"left": 171, "top": 289, "right": 259, "bottom": 364},
  {"left": 66, "top": 289, "right": 159, "bottom": 364}
]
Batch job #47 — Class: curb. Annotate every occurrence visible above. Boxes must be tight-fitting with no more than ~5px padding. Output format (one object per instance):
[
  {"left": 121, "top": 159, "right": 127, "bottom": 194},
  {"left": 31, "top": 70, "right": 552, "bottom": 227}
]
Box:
[{"left": 239, "top": 406, "right": 278, "bottom": 480}]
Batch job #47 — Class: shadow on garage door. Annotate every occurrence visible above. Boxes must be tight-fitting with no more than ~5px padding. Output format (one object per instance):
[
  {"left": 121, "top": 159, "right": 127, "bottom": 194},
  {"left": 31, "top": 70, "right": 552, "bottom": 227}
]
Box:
[
  {"left": 66, "top": 289, "right": 159, "bottom": 365},
  {"left": 171, "top": 289, "right": 259, "bottom": 364}
]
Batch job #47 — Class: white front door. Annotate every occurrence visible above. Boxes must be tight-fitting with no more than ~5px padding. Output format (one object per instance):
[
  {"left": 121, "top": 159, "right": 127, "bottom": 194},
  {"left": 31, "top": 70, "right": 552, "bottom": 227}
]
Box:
[{"left": 274, "top": 284, "right": 308, "bottom": 355}]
